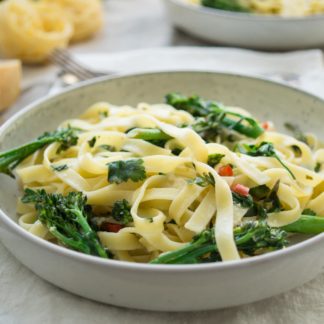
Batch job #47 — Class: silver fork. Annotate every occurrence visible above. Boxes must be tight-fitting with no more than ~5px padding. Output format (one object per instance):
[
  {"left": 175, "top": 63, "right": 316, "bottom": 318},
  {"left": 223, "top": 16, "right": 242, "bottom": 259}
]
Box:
[{"left": 49, "top": 48, "right": 109, "bottom": 86}]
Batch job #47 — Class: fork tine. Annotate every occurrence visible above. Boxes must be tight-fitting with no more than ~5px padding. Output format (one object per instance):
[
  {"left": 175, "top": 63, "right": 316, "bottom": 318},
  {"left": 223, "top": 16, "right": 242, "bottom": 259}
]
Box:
[
  {"left": 53, "top": 49, "right": 107, "bottom": 77},
  {"left": 50, "top": 48, "right": 95, "bottom": 80},
  {"left": 53, "top": 49, "right": 93, "bottom": 75},
  {"left": 50, "top": 49, "right": 92, "bottom": 80},
  {"left": 49, "top": 54, "right": 89, "bottom": 81}
]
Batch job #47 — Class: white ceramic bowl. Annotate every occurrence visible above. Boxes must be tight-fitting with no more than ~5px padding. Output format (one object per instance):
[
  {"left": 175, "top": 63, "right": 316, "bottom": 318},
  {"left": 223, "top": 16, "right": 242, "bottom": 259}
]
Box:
[
  {"left": 164, "top": 0, "right": 324, "bottom": 50},
  {"left": 0, "top": 72, "right": 324, "bottom": 311}
]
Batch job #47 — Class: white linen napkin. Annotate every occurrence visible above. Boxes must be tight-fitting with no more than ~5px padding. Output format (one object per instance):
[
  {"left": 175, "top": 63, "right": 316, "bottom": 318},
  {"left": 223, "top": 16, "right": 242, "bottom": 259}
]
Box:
[
  {"left": 76, "top": 47, "right": 323, "bottom": 76},
  {"left": 21, "top": 47, "right": 324, "bottom": 98}
]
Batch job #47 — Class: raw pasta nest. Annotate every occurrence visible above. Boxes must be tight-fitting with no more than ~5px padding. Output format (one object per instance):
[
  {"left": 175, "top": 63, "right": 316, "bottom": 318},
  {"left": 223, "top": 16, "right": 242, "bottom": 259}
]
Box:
[
  {"left": 42, "top": 0, "right": 104, "bottom": 42},
  {"left": 0, "top": 0, "right": 73, "bottom": 63}
]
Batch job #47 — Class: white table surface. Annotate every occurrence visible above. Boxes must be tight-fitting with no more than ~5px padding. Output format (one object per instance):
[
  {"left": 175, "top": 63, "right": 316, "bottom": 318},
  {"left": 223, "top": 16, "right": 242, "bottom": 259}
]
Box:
[{"left": 1, "top": 1, "right": 324, "bottom": 323}]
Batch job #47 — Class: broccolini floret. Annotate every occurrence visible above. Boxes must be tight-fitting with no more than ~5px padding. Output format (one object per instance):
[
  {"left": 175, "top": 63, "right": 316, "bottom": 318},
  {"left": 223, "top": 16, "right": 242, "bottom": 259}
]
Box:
[
  {"left": 111, "top": 199, "right": 133, "bottom": 224},
  {"left": 22, "top": 189, "right": 107, "bottom": 258},
  {"left": 150, "top": 221, "right": 288, "bottom": 264},
  {"left": 165, "top": 93, "right": 264, "bottom": 140}
]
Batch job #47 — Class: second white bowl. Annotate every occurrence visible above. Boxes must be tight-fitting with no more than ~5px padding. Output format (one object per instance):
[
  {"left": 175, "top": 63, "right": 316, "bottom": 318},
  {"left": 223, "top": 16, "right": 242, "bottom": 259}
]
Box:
[{"left": 164, "top": 0, "right": 324, "bottom": 50}]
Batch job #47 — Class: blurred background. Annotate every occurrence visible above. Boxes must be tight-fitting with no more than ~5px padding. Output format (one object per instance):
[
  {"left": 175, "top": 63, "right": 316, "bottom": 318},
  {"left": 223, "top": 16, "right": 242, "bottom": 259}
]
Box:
[{"left": 1, "top": 0, "right": 324, "bottom": 117}]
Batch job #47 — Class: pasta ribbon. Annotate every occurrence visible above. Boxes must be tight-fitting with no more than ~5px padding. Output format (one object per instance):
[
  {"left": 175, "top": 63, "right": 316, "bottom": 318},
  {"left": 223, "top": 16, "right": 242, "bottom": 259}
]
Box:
[{"left": 16, "top": 99, "right": 324, "bottom": 263}]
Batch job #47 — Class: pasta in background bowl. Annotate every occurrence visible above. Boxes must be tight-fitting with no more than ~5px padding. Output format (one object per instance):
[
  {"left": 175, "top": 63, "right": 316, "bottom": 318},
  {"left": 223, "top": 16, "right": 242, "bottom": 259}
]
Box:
[
  {"left": 164, "top": 0, "right": 324, "bottom": 49},
  {"left": 0, "top": 72, "right": 324, "bottom": 310},
  {"left": 190, "top": 0, "right": 324, "bottom": 17}
]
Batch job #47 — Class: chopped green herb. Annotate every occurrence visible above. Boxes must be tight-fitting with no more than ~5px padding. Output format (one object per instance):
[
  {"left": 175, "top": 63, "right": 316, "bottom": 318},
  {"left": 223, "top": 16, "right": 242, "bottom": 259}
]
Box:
[
  {"left": 284, "top": 123, "right": 308, "bottom": 144},
  {"left": 171, "top": 148, "right": 183, "bottom": 156},
  {"left": 112, "top": 199, "right": 133, "bottom": 224},
  {"left": 88, "top": 137, "right": 97, "bottom": 148},
  {"left": 315, "top": 162, "right": 321, "bottom": 173},
  {"left": 51, "top": 164, "right": 68, "bottom": 172},
  {"left": 188, "top": 172, "right": 215, "bottom": 187},
  {"left": 99, "top": 145, "right": 116, "bottom": 152},
  {"left": 207, "top": 153, "right": 225, "bottom": 167},
  {"left": 249, "top": 185, "right": 269, "bottom": 200},
  {"left": 302, "top": 208, "right": 317, "bottom": 216},
  {"left": 244, "top": 181, "right": 282, "bottom": 219},
  {"left": 99, "top": 111, "right": 108, "bottom": 119},
  {"left": 291, "top": 145, "right": 302, "bottom": 158},
  {"left": 232, "top": 192, "right": 254, "bottom": 209},
  {"left": 107, "top": 159, "right": 146, "bottom": 184}
]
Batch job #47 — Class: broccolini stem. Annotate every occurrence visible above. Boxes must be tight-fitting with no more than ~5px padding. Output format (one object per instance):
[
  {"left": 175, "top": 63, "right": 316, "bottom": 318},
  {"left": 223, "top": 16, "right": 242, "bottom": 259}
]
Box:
[
  {"left": 0, "top": 137, "right": 55, "bottom": 176},
  {"left": 281, "top": 215, "right": 324, "bottom": 235},
  {"left": 165, "top": 93, "right": 264, "bottom": 139},
  {"left": 151, "top": 214, "right": 324, "bottom": 264},
  {"left": 69, "top": 208, "right": 107, "bottom": 258},
  {"left": 49, "top": 227, "right": 92, "bottom": 255},
  {"left": 213, "top": 110, "right": 264, "bottom": 139},
  {"left": 0, "top": 128, "right": 79, "bottom": 177},
  {"left": 127, "top": 128, "right": 173, "bottom": 141},
  {"left": 171, "top": 244, "right": 215, "bottom": 264},
  {"left": 202, "top": 0, "right": 250, "bottom": 12},
  {"left": 150, "top": 222, "right": 287, "bottom": 264},
  {"left": 150, "top": 230, "right": 213, "bottom": 264}
]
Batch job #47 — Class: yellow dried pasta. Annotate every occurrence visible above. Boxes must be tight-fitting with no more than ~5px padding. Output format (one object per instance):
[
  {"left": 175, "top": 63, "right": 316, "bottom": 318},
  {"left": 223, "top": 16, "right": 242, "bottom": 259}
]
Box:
[
  {"left": 42, "top": 0, "right": 104, "bottom": 42},
  {"left": 0, "top": 0, "right": 73, "bottom": 63}
]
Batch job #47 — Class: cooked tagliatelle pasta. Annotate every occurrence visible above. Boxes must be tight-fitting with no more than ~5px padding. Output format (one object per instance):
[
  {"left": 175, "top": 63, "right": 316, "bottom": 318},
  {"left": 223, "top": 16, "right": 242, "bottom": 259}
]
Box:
[
  {"left": 192, "top": 0, "right": 324, "bottom": 17},
  {"left": 2, "top": 93, "right": 324, "bottom": 264}
]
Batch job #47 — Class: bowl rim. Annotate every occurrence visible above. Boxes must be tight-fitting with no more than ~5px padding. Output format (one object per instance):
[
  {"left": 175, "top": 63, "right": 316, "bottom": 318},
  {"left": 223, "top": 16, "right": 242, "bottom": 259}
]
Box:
[
  {"left": 167, "top": 0, "right": 324, "bottom": 22},
  {"left": 0, "top": 70, "right": 324, "bottom": 273}
]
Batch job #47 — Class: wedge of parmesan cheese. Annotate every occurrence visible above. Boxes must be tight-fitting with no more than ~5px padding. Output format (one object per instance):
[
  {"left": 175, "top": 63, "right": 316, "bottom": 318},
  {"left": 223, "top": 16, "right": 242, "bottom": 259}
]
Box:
[{"left": 0, "top": 59, "right": 21, "bottom": 111}]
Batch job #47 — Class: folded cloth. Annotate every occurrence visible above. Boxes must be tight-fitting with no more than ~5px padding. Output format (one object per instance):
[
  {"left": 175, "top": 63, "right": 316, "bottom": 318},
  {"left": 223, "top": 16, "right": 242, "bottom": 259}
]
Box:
[
  {"left": 75, "top": 47, "right": 323, "bottom": 76},
  {"left": 22, "top": 47, "right": 324, "bottom": 93}
]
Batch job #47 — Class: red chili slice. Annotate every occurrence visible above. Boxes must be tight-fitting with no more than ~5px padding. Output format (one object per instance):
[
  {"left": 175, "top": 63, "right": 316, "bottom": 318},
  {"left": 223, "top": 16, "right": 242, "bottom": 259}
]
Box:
[
  {"left": 231, "top": 184, "right": 250, "bottom": 197},
  {"left": 218, "top": 165, "right": 233, "bottom": 177},
  {"left": 261, "top": 121, "right": 270, "bottom": 130},
  {"left": 101, "top": 222, "right": 123, "bottom": 233}
]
